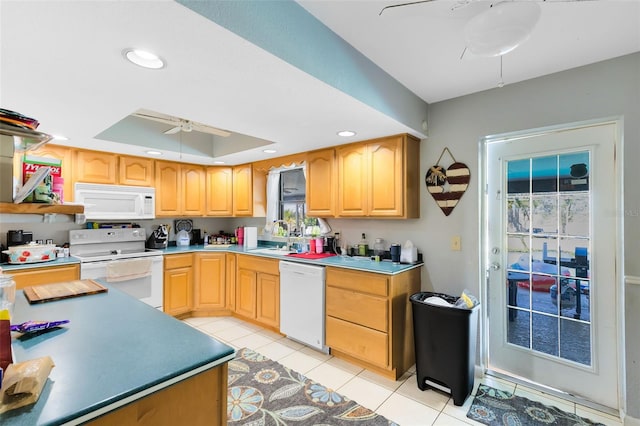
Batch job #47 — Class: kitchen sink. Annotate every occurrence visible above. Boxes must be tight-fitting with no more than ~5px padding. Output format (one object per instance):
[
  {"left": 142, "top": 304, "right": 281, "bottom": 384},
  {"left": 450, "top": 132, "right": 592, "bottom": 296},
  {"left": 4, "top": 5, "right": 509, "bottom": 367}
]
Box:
[{"left": 248, "top": 247, "right": 295, "bottom": 256}]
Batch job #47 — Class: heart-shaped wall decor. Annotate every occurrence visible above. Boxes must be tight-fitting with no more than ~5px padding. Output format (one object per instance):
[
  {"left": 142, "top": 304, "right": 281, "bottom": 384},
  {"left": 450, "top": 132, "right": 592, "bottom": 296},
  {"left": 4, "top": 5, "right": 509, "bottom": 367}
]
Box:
[{"left": 425, "top": 162, "right": 470, "bottom": 216}]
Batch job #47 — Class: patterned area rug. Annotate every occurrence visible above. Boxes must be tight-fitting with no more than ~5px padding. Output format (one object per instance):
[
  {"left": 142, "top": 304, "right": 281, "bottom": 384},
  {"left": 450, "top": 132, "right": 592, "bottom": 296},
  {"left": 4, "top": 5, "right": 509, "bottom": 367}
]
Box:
[
  {"left": 467, "top": 384, "right": 604, "bottom": 426},
  {"left": 227, "top": 347, "right": 396, "bottom": 425}
]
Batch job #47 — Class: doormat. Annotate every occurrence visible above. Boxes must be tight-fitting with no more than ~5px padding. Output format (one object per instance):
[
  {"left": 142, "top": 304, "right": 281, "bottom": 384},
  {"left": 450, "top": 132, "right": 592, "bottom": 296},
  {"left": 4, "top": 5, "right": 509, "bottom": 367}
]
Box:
[
  {"left": 228, "top": 347, "right": 396, "bottom": 425},
  {"left": 467, "top": 384, "right": 605, "bottom": 426}
]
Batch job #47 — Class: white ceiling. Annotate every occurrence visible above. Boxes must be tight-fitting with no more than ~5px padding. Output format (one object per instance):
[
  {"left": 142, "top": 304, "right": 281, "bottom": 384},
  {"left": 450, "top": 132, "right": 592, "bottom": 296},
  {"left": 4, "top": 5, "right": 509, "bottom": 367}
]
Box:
[{"left": 2, "top": 0, "right": 638, "bottom": 166}]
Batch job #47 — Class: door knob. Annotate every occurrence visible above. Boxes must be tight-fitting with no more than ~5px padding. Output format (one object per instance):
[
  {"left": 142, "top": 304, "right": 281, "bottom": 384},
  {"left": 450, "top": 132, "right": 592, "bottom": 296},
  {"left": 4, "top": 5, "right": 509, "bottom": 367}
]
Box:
[{"left": 489, "top": 262, "right": 501, "bottom": 271}]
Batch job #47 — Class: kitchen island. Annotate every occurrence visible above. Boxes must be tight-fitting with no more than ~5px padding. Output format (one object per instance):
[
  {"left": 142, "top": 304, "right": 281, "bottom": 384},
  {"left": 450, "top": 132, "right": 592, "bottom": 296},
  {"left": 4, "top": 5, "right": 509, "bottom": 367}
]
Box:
[{"left": 0, "top": 284, "right": 234, "bottom": 425}]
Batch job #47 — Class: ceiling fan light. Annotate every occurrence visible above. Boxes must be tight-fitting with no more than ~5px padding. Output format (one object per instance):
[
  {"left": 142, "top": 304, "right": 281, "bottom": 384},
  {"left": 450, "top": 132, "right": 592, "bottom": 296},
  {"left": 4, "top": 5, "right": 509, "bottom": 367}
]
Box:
[{"left": 464, "top": 2, "right": 541, "bottom": 57}]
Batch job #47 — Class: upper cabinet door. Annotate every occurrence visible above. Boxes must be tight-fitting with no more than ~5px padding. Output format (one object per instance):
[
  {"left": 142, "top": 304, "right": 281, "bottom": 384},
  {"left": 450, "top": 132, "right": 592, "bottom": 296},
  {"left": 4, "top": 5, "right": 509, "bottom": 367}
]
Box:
[
  {"left": 182, "top": 164, "right": 205, "bottom": 216},
  {"left": 75, "top": 150, "right": 117, "bottom": 184},
  {"left": 155, "top": 161, "right": 181, "bottom": 216},
  {"left": 368, "top": 137, "right": 404, "bottom": 217},
  {"left": 119, "top": 155, "right": 154, "bottom": 186},
  {"left": 205, "top": 167, "right": 233, "bottom": 216},
  {"left": 232, "top": 164, "right": 253, "bottom": 216},
  {"left": 336, "top": 144, "right": 368, "bottom": 217},
  {"left": 306, "top": 149, "right": 335, "bottom": 217}
]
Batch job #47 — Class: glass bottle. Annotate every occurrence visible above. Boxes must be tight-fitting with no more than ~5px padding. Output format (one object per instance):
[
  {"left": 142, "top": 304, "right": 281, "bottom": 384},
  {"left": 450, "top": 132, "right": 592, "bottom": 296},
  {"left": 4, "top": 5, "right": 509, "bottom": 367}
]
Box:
[
  {"left": 374, "top": 238, "right": 385, "bottom": 257},
  {"left": 358, "top": 233, "right": 368, "bottom": 256}
]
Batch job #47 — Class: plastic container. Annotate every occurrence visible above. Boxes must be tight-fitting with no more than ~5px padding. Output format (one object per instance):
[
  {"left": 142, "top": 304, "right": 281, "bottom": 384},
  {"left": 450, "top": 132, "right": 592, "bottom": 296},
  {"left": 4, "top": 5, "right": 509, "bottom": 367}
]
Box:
[
  {"left": 373, "top": 238, "right": 385, "bottom": 257},
  {"left": 0, "top": 274, "right": 16, "bottom": 319},
  {"left": 410, "top": 291, "right": 479, "bottom": 406},
  {"left": 176, "top": 230, "right": 190, "bottom": 247}
]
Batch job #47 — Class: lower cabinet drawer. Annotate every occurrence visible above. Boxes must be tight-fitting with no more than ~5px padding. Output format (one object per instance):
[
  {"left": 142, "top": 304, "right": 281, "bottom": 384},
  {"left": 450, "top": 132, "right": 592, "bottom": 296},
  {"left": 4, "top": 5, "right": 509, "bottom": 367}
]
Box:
[
  {"left": 326, "top": 316, "right": 388, "bottom": 368},
  {"left": 326, "top": 286, "right": 388, "bottom": 332}
]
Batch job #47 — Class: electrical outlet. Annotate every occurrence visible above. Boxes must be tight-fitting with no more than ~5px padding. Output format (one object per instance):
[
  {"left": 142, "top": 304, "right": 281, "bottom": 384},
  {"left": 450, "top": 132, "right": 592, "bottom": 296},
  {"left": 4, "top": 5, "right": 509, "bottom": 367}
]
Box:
[{"left": 451, "top": 235, "right": 461, "bottom": 251}]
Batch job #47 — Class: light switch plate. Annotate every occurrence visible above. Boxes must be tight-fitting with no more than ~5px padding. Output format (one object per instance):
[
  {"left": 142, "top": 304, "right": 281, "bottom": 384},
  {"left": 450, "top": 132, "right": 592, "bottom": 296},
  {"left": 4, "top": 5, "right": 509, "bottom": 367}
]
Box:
[{"left": 451, "top": 235, "right": 461, "bottom": 251}]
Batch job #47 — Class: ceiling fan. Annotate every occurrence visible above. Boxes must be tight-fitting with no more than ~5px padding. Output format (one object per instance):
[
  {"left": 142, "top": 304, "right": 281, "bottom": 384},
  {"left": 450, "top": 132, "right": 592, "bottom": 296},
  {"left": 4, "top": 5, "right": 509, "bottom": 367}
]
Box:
[
  {"left": 380, "top": 0, "right": 590, "bottom": 58},
  {"left": 132, "top": 109, "right": 231, "bottom": 137}
]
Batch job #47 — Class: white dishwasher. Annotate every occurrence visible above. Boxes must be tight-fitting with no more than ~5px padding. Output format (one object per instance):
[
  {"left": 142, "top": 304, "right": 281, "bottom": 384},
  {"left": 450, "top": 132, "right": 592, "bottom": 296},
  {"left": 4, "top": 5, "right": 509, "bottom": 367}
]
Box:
[{"left": 279, "top": 261, "right": 328, "bottom": 353}]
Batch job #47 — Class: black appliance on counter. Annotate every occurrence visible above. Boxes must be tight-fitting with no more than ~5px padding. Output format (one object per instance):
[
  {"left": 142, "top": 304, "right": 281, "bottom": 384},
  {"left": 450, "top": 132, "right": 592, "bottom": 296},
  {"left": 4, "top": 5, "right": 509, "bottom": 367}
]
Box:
[
  {"left": 7, "top": 230, "right": 33, "bottom": 247},
  {"left": 146, "top": 224, "right": 169, "bottom": 249}
]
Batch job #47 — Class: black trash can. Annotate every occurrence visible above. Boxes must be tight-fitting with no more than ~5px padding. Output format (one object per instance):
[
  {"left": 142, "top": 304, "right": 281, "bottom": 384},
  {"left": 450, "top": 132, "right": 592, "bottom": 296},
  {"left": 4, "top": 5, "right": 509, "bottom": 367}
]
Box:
[{"left": 410, "top": 292, "right": 479, "bottom": 406}]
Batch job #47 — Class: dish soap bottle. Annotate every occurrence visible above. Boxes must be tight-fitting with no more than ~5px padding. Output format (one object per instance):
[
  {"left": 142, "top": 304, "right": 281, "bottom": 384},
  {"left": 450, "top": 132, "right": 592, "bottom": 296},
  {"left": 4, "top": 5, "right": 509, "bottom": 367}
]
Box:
[{"left": 358, "top": 233, "right": 368, "bottom": 256}]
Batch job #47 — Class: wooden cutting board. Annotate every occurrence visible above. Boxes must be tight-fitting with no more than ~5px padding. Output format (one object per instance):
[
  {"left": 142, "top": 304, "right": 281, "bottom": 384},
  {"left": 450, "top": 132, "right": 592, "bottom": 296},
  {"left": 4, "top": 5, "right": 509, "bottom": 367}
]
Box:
[{"left": 23, "top": 280, "right": 108, "bottom": 304}]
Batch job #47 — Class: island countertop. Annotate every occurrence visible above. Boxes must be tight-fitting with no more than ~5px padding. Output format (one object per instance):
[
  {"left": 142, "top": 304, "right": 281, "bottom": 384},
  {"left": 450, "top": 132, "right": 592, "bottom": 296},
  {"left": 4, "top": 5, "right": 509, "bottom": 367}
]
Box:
[{"left": 0, "top": 284, "right": 234, "bottom": 425}]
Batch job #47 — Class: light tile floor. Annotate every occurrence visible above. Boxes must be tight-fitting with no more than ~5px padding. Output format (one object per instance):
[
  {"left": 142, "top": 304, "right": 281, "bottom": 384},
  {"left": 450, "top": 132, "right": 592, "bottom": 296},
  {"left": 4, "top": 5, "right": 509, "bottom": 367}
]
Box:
[{"left": 184, "top": 316, "right": 622, "bottom": 426}]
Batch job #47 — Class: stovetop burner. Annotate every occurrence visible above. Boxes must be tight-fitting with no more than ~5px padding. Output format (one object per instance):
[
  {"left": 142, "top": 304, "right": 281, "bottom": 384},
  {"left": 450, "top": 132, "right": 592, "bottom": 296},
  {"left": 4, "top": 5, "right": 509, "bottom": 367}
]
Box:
[{"left": 70, "top": 228, "right": 162, "bottom": 263}]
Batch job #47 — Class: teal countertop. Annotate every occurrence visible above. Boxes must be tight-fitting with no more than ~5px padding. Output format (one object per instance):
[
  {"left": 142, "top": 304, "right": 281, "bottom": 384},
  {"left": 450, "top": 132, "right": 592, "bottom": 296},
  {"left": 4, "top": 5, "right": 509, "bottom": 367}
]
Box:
[
  {"left": 0, "top": 256, "right": 80, "bottom": 272},
  {"left": 1, "top": 244, "right": 422, "bottom": 275},
  {"left": 162, "top": 244, "right": 423, "bottom": 275},
  {"left": 1, "top": 285, "right": 234, "bottom": 425}
]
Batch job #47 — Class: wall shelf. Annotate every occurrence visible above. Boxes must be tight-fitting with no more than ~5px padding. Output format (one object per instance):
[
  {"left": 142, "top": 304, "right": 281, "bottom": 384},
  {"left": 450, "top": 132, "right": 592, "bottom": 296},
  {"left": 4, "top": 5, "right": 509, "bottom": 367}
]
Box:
[{"left": 0, "top": 202, "right": 83, "bottom": 215}]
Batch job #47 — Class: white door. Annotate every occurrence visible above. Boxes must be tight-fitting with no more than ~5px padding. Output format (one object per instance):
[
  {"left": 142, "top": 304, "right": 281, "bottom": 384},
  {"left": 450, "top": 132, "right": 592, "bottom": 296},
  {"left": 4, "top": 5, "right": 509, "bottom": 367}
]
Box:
[{"left": 481, "top": 120, "right": 620, "bottom": 409}]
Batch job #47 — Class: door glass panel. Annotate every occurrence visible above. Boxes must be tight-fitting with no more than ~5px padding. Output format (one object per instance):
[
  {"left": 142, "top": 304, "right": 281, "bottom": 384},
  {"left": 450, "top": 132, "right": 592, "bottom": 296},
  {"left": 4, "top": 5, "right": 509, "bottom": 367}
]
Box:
[
  {"left": 507, "top": 311, "right": 530, "bottom": 349},
  {"left": 532, "top": 313, "right": 559, "bottom": 356},
  {"left": 505, "top": 151, "right": 591, "bottom": 366},
  {"left": 532, "top": 155, "right": 558, "bottom": 193},
  {"left": 531, "top": 194, "right": 558, "bottom": 234},
  {"left": 560, "top": 193, "right": 589, "bottom": 237},
  {"left": 560, "top": 318, "right": 591, "bottom": 365}
]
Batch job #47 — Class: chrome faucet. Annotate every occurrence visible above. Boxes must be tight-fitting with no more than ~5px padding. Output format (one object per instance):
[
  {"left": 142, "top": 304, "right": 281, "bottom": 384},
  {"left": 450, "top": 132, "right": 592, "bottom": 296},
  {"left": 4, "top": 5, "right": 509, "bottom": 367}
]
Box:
[{"left": 272, "top": 220, "right": 291, "bottom": 249}]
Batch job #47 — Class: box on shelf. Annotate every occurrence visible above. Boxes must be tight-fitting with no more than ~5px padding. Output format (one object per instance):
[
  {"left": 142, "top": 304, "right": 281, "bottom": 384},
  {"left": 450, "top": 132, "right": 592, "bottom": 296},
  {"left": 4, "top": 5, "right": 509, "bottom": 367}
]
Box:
[{"left": 21, "top": 155, "right": 62, "bottom": 203}]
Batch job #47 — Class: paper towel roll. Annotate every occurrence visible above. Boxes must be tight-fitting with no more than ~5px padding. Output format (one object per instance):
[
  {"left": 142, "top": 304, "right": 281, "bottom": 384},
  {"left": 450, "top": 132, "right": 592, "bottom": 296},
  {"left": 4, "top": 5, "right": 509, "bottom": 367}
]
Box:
[{"left": 244, "top": 227, "right": 258, "bottom": 249}]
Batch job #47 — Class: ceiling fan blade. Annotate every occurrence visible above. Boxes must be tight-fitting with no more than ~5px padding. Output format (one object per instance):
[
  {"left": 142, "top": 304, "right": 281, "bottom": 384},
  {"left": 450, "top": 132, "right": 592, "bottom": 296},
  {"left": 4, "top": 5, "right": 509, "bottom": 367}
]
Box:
[
  {"left": 163, "top": 126, "right": 181, "bottom": 135},
  {"left": 191, "top": 122, "right": 231, "bottom": 137},
  {"left": 133, "top": 112, "right": 179, "bottom": 126}
]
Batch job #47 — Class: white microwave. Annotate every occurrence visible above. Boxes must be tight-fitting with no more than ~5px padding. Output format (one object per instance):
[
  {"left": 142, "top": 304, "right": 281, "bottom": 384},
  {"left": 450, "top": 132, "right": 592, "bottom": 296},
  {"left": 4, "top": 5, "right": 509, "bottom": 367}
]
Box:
[{"left": 75, "top": 183, "right": 155, "bottom": 220}]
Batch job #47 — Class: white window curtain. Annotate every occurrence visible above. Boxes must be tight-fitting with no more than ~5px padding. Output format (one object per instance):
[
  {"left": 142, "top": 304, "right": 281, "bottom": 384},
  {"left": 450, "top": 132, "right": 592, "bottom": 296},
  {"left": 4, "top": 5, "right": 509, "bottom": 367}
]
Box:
[{"left": 265, "top": 163, "right": 304, "bottom": 233}]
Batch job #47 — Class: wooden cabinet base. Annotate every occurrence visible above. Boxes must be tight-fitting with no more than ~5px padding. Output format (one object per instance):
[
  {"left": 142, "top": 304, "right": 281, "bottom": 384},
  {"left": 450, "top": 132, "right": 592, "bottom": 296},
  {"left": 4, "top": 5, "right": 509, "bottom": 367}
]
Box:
[
  {"left": 87, "top": 364, "right": 228, "bottom": 426},
  {"left": 329, "top": 348, "right": 400, "bottom": 381}
]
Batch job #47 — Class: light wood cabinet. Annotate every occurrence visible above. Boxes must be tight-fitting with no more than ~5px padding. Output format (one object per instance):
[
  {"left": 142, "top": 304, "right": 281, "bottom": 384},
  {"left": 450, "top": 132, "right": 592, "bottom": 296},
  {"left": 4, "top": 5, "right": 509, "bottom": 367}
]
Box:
[
  {"left": 306, "top": 149, "right": 335, "bottom": 217},
  {"left": 75, "top": 150, "right": 118, "bottom": 184},
  {"left": 27, "top": 144, "right": 75, "bottom": 202},
  {"left": 86, "top": 364, "right": 228, "bottom": 426},
  {"left": 182, "top": 164, "right": 205, "bottom": 216},
  {"left": 155, "top": 161, "right": 180, "bottom": 215},
  {"left": 336, "top": 144, "right": 368, "bottom": 216},
  {"left": 325, "top": 266, "right": 421, "bottom": 380},
  {"left": 232, "top": 164, "right": 266, "bottom": 217},
  {"left": 194, "top": 253, "right": 226, "bottom": 311},
  {"left": 155, "top": 161, "right": 204, "bottom": 217},
  {"left": 205, "top": 166, "right": 233, "bottom": 216},
  {"left": 10, "top": 263, "right": 80, "bottom": 290},
  {"left": 235, "top": 255, "right": 279, "bottom": 329},
  {"left": 256, "top": 272, "right": 279, "bottom": 328},
  {"left": 164, "top": 254, "right": 193, "bottom": 316},
  {"left": 225, "top": 253, "right": 236, "bottom": 311},
  {"left": 336, "top": 134, "right": 420, "bottom": 218},
  {"left": 119, "top": 155, "right": 154, "bottom": 186}
]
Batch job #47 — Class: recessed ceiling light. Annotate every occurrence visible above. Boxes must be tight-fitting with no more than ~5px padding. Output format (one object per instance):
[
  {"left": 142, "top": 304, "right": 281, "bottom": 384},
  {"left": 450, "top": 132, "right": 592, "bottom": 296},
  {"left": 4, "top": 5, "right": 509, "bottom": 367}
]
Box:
[
  {"left": 337, "top": 130, "right": 356, "bottom": 137},
  {"left": 52, "top": 135, "right": 68, "bottom": 141},
  {"left": 123, "top": 49, "right": 165, "bottom": 69},
  {"left": 213, "top": 161, "right": 226, "bottom": 165},
  {"left": 263, "top": 149, "right": 277, "bottom": 154},
  {"left": 145, "top": 150, "right": 162, "bottom": 156}
]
